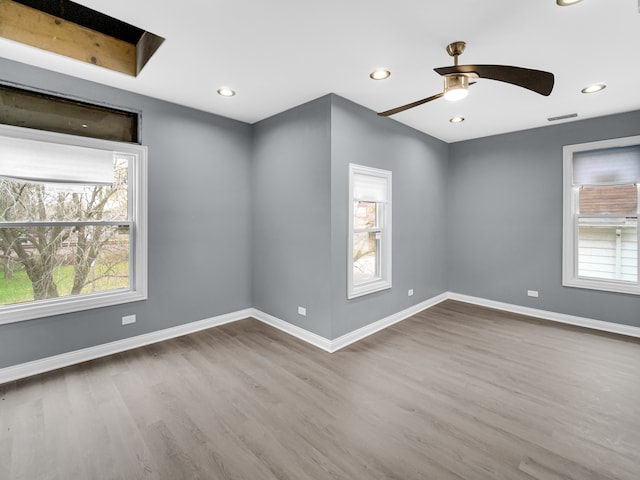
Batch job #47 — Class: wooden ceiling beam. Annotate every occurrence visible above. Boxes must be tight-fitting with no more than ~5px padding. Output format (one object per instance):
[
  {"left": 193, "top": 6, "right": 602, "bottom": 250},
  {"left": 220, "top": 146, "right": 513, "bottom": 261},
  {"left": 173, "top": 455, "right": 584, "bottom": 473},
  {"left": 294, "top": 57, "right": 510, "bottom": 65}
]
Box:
[{"left": 0, "top": 0, "right": 163, "bottom": 76}]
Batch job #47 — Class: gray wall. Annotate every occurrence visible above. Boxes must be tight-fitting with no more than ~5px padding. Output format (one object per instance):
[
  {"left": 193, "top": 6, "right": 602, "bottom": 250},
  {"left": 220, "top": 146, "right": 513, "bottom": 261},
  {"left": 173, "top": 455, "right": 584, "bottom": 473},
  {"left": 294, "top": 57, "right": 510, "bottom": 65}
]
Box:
[
  {"left": 2, "top": 56, "right": 639, "bottom": 370},
  {"left": 0, "top": 59, "right": 253, "bottom": 368},
  {"left": 329, "top": 96, "right": 450, "bottom": 338},
  {"left": 251, "top": 95, "right": 450, "bottom": 340},
  {"left": 448, "top": 110, "right": 640, "bottom": 327},
  {"left": 251, "top": 96, "right": 333, "bottom": 338}
]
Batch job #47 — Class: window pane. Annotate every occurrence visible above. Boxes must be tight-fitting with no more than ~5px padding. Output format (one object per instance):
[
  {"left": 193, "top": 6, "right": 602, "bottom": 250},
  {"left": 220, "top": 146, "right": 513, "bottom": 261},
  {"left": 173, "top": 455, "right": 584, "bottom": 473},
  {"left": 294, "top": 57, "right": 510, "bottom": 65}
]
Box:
[
  {"left": 579, "top": 184, "right": 637, "bottom": 215},
  {"left": 0, "top": 157, "right": 128, "bottom": 222},
  {"left": 354, "top": 201, "right": 378, "bottom": 229},
  {"left": 353, "top": 231, "right": 380, "bottom": 284},
  {"left": 0, "top": 225, "right": 130, "bottom": 306},
  {"left": 578, "top": 218, "right": 638, "bottom": 282}
]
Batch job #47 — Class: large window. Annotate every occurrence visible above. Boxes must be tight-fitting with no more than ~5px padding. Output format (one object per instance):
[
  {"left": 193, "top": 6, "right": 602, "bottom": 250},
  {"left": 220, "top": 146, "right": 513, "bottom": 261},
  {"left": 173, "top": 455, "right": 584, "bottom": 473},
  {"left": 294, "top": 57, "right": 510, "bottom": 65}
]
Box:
[
  {"left": 348, "top": 164, "right": 392, "bottom": 299},
  {"left": 563, "top": 136, "right": 640, "bottom": 295},
  {"left": 0, "top": 124, "right": 147, "bottom": 323}
]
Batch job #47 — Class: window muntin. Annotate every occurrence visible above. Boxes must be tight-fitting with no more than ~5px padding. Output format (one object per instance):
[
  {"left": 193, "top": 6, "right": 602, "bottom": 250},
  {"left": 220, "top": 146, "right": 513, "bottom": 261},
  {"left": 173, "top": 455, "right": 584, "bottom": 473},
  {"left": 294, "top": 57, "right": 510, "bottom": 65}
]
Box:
[
  {"left": 563, "top": 136, "right": 640, "bottom": 294},
  {"left": 348, "top": 164, "right": 391, "bottom": 299},
  {"left": 0, "top": 124, "right": 147, "bottom": 323}
]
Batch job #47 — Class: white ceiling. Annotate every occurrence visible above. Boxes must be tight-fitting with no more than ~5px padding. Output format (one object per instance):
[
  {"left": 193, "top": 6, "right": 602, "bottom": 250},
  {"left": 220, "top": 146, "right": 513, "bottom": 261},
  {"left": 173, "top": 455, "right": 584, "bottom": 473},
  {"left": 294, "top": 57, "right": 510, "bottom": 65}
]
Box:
[{"left": 1, "top": 0, "right": 639, "bottom": 143}]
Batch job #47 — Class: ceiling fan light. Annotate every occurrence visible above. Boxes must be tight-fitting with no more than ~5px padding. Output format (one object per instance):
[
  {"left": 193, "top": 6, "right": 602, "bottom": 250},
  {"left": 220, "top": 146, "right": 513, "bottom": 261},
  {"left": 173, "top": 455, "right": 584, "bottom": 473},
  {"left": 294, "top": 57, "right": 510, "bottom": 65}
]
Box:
[
  {"left": 444, "top": 88, "right": 469, "bottom": 101},
  {"left": 443, "top": 75, "right": 469, "bottom": 101}
]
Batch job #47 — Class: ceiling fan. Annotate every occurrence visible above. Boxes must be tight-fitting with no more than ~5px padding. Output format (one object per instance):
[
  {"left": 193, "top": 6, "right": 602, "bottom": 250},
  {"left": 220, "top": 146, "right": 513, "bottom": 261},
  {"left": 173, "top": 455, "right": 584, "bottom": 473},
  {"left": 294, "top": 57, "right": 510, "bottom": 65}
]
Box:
[{"left": 377, "top": 41, "right": 555, "bottom": 117}]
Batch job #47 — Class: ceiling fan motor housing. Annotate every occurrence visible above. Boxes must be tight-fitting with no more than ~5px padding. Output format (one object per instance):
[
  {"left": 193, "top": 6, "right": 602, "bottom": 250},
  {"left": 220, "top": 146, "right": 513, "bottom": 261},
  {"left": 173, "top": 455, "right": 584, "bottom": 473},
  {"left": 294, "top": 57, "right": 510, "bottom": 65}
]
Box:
[{"left": 444, "top": 74, "right": 469, "bottom": 91}]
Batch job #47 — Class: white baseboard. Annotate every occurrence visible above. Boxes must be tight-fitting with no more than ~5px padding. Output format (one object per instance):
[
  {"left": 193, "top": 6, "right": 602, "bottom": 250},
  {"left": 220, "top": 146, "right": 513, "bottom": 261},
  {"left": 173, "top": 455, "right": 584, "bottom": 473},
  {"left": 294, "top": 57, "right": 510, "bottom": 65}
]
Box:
[
  {"left": 252, "top": 293, "right": 449, "bottom": 353},
  {"left": 329, "top": 292, "right": 450, "bottom": 352},
  {"left": 447, "top": 292, "right": 640, "bottom": 339},
  {"left": 0, "top": 308, "right": 253, "bottom": 385},
  {"left": 250, "top": 308, "right": 333, "bottom": 352},
  {"left": 3, "top": 291, "right": 639, "bottom": 385},
  {"left": 0, "top": 295, "right": 452, "bottom": 384}
]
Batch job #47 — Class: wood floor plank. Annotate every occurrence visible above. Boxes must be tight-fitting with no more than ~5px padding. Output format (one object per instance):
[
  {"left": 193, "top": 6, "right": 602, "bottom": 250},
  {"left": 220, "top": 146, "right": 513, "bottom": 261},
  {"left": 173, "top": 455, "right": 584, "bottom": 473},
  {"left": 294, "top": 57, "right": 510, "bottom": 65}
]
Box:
[{"left": 2, "top": 300, "right": 640, "bottom": 479}]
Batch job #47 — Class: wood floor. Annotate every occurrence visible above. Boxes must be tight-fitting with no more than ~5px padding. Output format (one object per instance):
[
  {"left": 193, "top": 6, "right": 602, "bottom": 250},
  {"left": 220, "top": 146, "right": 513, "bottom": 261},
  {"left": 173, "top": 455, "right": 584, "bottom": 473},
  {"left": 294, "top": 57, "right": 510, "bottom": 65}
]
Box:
[{"left": 2, "top": 300, "right": 639, "bottom": 480}]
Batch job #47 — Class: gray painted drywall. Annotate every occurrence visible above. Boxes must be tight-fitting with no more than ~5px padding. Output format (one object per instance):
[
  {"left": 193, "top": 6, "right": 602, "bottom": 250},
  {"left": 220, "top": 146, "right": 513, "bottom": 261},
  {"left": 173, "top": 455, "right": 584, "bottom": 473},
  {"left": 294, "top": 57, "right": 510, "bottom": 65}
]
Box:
[
  {"left": 329, "top": 96, "right": 449, "bottom": 338},
  {"left": 251, "top": 95, "right": 449, "bottom": 340},
  {"left": 448, "top": 111, "right": 640, "bottom": 327},
  {"left": 2, "top": 55, "right": 639, "bottom": 370},
  {"left": 0, "top": 58, "right": 253, "bottom": 368},
  {"left": 251, "top": 96, "right": 333, "bottom": 338}
]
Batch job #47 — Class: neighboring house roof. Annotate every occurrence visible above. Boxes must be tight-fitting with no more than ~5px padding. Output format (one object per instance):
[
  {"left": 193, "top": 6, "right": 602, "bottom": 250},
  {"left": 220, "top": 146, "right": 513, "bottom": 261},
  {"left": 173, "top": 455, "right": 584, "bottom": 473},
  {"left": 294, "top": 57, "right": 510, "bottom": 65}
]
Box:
[{"left": 580, "top": 184, "right": 637, "bottom": 215}]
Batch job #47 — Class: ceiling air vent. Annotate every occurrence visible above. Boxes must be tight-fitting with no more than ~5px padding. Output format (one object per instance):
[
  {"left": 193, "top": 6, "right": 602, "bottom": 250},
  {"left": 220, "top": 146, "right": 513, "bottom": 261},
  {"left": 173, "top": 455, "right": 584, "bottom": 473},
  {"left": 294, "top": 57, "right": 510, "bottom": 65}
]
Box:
[
  {"left": 548, "top": 113, "right": 578, "bottom": 122},
  {"left": 0, "top": 0, "right": 164, "bottom": 76}
]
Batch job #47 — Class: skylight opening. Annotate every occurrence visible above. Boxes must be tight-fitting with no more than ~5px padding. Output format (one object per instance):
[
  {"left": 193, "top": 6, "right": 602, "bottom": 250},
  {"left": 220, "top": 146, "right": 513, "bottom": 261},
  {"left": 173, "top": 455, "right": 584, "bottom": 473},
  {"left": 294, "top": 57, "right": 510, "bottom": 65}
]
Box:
[{"left": 1, "top": 0, "right": 165, "bottom": 76}]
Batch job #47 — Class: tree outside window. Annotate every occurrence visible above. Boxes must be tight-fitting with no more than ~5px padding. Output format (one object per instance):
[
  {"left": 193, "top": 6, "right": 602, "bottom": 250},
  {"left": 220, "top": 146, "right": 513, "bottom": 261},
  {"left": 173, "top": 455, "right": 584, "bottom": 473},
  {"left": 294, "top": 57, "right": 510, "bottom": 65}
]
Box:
[{"left": 0, "top": 158, "right": 130, "bottom": 305}]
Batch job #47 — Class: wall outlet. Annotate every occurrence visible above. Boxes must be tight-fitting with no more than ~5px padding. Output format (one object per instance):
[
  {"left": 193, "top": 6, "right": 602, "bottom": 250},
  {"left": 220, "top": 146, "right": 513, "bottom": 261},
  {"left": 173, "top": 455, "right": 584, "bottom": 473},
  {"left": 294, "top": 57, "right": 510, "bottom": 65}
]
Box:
[
  {"left": 122, "top": 314, "right": 136, "bottom": 325},
  {"left": 527, "top": 290, "right": 539, "bottom": 298},
  {"left": 408, "top": 289, "right": 414, "bottom": 297},
  {"left": 297, "top": 306, "right": 307, "bottom": 316}
]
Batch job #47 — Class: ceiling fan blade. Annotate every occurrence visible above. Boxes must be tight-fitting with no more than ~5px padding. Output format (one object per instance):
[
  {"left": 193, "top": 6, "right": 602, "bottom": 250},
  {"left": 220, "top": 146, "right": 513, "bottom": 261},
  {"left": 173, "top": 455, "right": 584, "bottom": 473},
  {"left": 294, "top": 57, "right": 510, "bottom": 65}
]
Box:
[
  {"left": 434, "top": 64, "right": 554, "bottom": 96},
  {"left": 377, "top": 92, "right": 444, "bottom": 117}
]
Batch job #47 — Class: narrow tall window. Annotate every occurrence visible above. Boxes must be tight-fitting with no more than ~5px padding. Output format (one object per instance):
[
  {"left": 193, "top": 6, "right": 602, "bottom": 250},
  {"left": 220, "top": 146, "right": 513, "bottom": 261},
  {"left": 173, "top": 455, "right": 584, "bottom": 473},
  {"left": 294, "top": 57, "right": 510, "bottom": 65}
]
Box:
[
  {"left": 348, "top": 164, "right": 392, "bottom": 299},
  {"left": 0, "top": 124, "right": 147, "bottom": 323},
  {"left": 563, "top": 136, "right": 640, "bottom": 295}
]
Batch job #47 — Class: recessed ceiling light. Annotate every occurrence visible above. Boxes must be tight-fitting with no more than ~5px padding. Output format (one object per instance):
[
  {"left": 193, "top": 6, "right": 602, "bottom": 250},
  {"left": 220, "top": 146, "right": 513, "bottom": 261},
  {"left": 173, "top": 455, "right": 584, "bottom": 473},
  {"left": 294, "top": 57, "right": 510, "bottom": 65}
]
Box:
[
  {"left": 449, "top": 116, "right": 465, "bottom": 123},
  {"left": 217, "top": 87, "right": 236, "bottom": 97},
  {"left": 581, "top": 83, "right": 606, "bottom": 94},
  {"left": 556, "top": 0, "right": 583, "bottom": 6},
  {"left": 369, "top": 69, "right": 391, "bottom": 80}
]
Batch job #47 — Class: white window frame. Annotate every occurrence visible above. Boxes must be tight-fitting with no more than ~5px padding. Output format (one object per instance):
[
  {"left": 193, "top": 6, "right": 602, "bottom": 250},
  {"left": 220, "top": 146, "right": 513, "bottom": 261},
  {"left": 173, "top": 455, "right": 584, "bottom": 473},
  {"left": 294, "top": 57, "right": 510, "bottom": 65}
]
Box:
[
  {"left": 562, "top": 135, "right": 640, "bottom": 295},
  {"left": 348, "top": 163, "right": 392, "bottom": 299},
  {"left": 0, "top": 124, "right": 148, "bottom": 324}
]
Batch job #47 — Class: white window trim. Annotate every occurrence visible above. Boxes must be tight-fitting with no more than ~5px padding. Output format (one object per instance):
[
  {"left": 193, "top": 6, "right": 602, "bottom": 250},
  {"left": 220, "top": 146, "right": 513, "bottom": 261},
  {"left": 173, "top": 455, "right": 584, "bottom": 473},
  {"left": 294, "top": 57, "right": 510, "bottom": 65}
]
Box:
[
  {"left": 348, "top": 163, "right": 392, "bottom": 299},
  {"left": 562, "top": 135, "right": 640, "bottom": 295},
  {"left": 0, "top": 124, "right": 148, "bottom": 324}
]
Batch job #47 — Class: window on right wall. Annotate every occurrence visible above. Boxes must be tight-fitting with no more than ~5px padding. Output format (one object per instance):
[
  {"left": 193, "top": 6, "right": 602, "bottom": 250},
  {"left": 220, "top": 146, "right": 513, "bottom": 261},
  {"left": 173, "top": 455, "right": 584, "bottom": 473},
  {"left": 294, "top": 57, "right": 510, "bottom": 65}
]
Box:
[
  {"left": 348, "top": 164, "right": 392, "bottom": 299},
  {"left": 563, "top": 135, "right": 640, "bottom": 295}
]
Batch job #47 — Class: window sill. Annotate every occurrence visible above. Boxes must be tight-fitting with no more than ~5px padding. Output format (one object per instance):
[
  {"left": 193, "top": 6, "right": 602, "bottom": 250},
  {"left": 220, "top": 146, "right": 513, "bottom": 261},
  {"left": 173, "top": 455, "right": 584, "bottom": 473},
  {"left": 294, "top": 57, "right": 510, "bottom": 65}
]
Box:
[
  {"left": 563, "top": 277, "right": 640, "bottom": 296},
  {"left": 348, "top": 280, "right": 391, "bottom": 299},
  {"left": 0, "top": 289, "right": 147, "bottom": 325}
]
